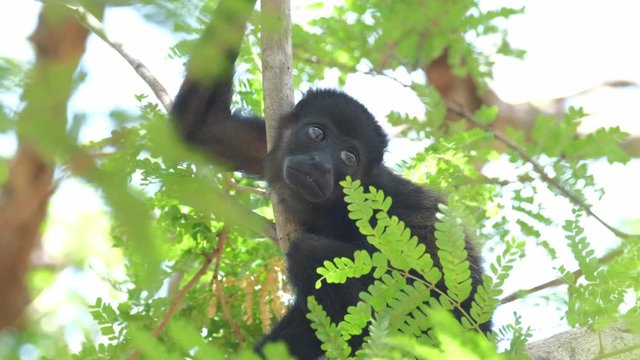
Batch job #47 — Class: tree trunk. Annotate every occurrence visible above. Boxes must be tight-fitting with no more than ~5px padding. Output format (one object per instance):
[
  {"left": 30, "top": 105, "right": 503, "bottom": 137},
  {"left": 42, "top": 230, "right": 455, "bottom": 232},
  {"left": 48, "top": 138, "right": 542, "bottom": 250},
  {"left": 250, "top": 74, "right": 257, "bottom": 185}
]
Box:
[
  {"left": 260, "top": 0, "right": 299, "bottom": 252},
  {"left": 0, "top": 2, "right": 101, "bottom": 330}
]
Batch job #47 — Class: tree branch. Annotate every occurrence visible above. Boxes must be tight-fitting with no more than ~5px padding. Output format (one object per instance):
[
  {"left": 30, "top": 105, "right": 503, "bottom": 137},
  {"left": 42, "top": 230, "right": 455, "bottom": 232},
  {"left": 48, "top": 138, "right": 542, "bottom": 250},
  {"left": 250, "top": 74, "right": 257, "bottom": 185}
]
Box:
[
  {"left": 127, "top": 230, "right": 226, "bottom": 360},
  {"left": 500, "top": 247, "right": 623, "bottom": 304},
  {"left": 447, "top": 105, "right": 635, "bottom": 240},
  {"left": 228, "top": 179, "right": 270, "bottom": 198},
  {"left": 64, "top": 3, "right": 173, "bottom": 112},
  {"left": 449, "top": 104, "right": 637, "bottom": 304},
  {"left": 621, "top": 136, "right": 640, "bottom": 157}
]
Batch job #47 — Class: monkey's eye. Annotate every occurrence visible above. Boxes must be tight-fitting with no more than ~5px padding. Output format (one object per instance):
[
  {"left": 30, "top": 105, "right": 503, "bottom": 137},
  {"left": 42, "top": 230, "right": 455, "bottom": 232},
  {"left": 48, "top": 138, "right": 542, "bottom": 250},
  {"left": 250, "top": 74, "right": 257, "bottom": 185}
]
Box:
[
  {"left": 340, "top": 150, "right": 358, "bottom": 166},
  {"left": 307, "top": 125, "right": 325, "bottom": 142}
]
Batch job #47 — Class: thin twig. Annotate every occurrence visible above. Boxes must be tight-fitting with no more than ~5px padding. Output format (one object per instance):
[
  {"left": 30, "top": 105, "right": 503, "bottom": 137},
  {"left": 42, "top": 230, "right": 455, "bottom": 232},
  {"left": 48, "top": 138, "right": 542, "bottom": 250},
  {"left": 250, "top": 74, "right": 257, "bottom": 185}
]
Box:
[
  {"left": 229, "top": 180, "right": 270, "bottom": 198},
  {"left": 500, "top": 273, "right": 569, "bottom": 305},
  {"left": 211, "top": 231, "right": 228, "bottom": 287},
  {"left": 127, "top": 239, "right": 221, "bottom": 360},
  {"left": 500, "top": 237, "right": 624, "bottom": 305},
  {"left": 591, "top": 343, "right": 640, "bottom": 360},
  {"left": 211, "top": 228, "right": 245, "bottom": 341},
  {"left": 447, "top": 105, "right": 635, "bottom": 240},
  {"left": 65, "top": 3, "right": 173, "bottom": 112},
  {"left": 223, "top": 174, "right": 276, "bottom": 242},
  {"left": 212, "top": 177, "right": 247, "bottom": 341}
]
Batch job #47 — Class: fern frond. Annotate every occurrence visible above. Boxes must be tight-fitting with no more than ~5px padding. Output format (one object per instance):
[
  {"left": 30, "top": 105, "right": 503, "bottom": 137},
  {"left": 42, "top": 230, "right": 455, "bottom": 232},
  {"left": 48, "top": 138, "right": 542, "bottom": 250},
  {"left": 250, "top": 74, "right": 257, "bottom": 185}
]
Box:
[
  {"left": 342, "top": 178, "right": 375, "bottom": 236},
  {"left": 341, "top": 177, "right": 441, "bottom": 284},
  {"left": 356, "top": 315, "right": 391, "bottom": 359},
  {"left": 385, "top": 282, "right": 431, "bottom": 334},
  {"left": 338, "top": 301, "right": 372, "bottom": 340},
  {"left": 316, "top": 250, "right": 373, "bottom": 289},
  {"left": 403, "top": 303, "right": 434, "bottom": 339},
  {"left": 388, "top": 309, "right": 503, "bottom": 360},
  {"left": 564, "top": 210, "right": 599, "bottom": 282},
  {"left": 371, "top": 252, "right": 388, "bottom": 278},
  {"left": 495, "top": 312, "right": 533, "bottom": 359},
  {"left": 359, "top": 272, "right": 407, "bottom": 312},
  {"left": 434, "top": 204, "right": 472, "bottom": 303},
  {"left": 306, "top": 296, "right": 352, "bottom": 360},
  {"left": 470, "top": 238, "right": 524, "bottom": 327},
  {"left": 336, "top": 272, "right": 405, "bottom": 341}
]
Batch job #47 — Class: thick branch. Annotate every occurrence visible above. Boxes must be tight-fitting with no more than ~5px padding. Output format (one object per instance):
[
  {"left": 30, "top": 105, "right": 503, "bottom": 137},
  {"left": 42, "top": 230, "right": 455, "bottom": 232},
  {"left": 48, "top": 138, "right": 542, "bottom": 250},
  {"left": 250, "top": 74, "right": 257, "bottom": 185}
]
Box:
[
  {"left": 526, "top": 323, "right": 640, "bottom": 360},
  {"left": 621, "top": 136, "right": 640, "bottom": 157},
  {"left": 426, "top": 51, "right": 639, "bottom": 159},
  {"left": 592, "top": 343, "right": 640, "bottom": 360}
]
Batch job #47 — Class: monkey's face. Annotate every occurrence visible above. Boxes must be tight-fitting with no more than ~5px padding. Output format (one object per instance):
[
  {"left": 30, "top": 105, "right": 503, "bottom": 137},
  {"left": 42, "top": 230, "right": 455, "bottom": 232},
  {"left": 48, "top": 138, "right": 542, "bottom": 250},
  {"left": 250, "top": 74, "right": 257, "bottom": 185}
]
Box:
[
  {"left": 269, "top": 121, "right": 361, "bottom": 204},
  {"left": 283, "top": 150, "right": 334, "bottom": 202}
]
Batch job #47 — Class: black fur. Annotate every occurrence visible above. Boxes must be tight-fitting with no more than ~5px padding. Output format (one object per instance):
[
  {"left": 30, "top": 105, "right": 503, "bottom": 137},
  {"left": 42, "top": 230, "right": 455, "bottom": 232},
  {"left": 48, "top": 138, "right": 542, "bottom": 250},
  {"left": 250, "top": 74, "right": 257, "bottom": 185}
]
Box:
[{"left": 172, "top": 1, "right": 487, "bottom": 359}]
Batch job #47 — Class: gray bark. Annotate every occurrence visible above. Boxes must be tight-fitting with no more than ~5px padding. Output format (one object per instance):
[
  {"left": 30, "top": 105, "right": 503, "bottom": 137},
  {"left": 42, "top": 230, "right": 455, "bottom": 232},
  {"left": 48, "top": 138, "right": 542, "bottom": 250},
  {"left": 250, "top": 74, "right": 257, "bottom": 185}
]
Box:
[
  {"left": 260, "top": 0, "right": 299, "bottom": 252},
  {"left": 527, "top": 325, "right": 640, "bottom": 360}
]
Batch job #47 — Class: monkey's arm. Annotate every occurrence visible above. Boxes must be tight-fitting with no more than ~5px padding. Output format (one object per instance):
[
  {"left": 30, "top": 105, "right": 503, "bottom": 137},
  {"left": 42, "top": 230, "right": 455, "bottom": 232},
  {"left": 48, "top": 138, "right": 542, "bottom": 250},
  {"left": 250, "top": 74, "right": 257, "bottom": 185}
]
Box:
[
  {"left": 173, "top": 78, "right": 266, "bottom": 175},
  {"left": 171, "top": 0, "right": 265, "bottom": 175}
]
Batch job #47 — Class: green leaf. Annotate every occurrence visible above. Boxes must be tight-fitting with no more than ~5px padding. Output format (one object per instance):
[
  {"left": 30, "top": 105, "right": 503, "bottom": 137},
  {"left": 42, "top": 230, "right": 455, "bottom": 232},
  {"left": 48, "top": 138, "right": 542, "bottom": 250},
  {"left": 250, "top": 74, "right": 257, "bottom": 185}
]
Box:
[
  {"left": 360, "top": 273, "right": 407, "bottom": 312},
  {"left": 474, "top": 105, "right": 498, "bottom": 125},
  {"left": 316, "top": 250, "right": 373, "bottom": 288},
  {"left": 262, "top": 343, "right": 296, "bottom": 360},
  {"left": 167, "top": 320, "right": 224, "bottom": 360},
  {"left": 129, "top": 326, "right": 182, "bottom": 360},
  {"left": 434, "top": 205, "right": 472, "bottom": 303},
  {"left": 338, "top": 301, "right": 372, "bottom": 339},
  {"left": 470, "top": 238, "right": 524, "bottom": 326},
  {"left": 564, "top": 213, "right": 599, "bottom": 282},
  {"left": 307, "top": 296, "right": 352, "bottom": 360}
]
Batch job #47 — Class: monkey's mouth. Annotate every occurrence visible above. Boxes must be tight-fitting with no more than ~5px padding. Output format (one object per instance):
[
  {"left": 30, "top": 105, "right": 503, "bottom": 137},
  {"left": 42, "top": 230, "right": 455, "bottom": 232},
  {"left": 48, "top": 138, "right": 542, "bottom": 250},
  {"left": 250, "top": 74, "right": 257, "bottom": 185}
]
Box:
[{"left": 284, "top": 166, "right": 331, "bottom": 202}]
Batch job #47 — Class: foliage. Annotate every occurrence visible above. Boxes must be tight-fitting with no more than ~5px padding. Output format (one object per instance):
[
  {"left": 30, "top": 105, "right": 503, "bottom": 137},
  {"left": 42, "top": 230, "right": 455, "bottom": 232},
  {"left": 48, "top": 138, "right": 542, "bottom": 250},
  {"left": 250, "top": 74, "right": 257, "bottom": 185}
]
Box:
[
  {"left": 0, "top": 0, "right": 638, "bottom": 359},
  {"left": 562, "top": 208, "right": 640, "bottom": 330},
  {"left": 292, "top": 0, "right": 524, "bottom": 90},
  {"left": 307, "top": 178, "right": 516, "bottom": 359}
]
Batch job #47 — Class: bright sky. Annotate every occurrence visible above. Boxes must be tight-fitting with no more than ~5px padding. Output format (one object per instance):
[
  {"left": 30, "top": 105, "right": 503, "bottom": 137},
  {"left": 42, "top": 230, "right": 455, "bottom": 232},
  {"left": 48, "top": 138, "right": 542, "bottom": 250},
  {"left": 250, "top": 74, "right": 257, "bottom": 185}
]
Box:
[{"left": 1, "top": 0, "right": 640, "bottom": 355}]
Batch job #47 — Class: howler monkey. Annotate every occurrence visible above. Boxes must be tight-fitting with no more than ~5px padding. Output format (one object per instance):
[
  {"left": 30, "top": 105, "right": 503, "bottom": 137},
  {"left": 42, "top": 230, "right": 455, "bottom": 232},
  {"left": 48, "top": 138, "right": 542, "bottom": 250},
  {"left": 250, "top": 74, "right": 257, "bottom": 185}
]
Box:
[{"left": 172, "top": 1, "right": 487, "bottom": 359}]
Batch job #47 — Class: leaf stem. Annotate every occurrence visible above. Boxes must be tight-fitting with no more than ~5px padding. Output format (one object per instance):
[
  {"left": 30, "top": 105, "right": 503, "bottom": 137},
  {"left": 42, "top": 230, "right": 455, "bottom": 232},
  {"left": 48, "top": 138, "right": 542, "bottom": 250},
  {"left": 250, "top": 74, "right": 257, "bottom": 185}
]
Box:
[
  {"left": 399, "top": 269, "right": 487, "bottom": 339},
  {"left": 499, "top": 247, "right": 622, "bottom": 304}
]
